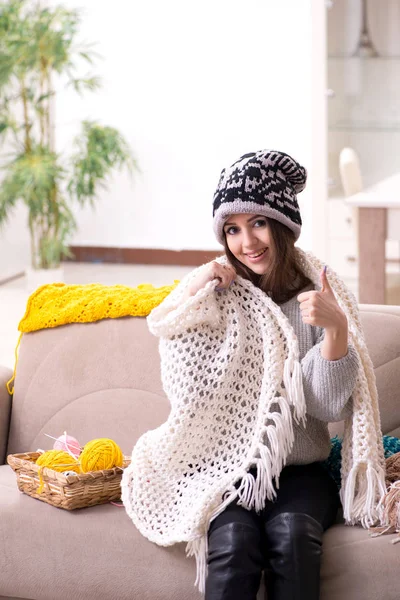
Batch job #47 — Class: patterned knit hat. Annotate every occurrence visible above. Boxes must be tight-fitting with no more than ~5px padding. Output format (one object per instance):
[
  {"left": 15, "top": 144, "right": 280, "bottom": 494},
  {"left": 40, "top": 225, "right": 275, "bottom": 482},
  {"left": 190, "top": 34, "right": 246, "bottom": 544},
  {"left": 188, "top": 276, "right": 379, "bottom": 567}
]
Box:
[{"left": 212, "top": 150, "right": 307, "bottom": 244}]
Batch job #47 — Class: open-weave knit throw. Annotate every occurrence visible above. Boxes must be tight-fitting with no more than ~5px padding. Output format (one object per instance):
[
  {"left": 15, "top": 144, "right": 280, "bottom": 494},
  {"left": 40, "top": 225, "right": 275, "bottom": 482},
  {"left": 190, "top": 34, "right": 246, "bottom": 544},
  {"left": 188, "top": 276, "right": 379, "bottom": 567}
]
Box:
[
  {"left": 18, "top": 281, "right": 178, "bottom": 333},
  {"left": 121, "top": 249, "right": 387, "bottom": 594}
]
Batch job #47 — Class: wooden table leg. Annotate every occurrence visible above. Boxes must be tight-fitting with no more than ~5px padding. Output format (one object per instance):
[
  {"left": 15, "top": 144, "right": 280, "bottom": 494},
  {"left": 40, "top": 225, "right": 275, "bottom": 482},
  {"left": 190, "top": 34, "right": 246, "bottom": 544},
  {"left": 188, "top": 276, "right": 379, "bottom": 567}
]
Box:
[{"left": 358, "top": 207, "right": 387, "bottom": 304}]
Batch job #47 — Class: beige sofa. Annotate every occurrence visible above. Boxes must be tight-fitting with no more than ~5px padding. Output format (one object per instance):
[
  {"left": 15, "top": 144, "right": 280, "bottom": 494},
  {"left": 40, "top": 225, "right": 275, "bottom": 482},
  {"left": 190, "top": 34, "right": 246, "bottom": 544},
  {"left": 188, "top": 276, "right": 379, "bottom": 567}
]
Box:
[{"left": 1, "top": 303, "right": 400, "bottom": 600}]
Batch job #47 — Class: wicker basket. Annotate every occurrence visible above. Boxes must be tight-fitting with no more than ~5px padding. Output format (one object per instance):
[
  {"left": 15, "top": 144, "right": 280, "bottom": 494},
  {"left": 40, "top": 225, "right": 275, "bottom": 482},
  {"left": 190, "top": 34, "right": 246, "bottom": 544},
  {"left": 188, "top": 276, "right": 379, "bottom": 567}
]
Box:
[{"left": 7, "top": 452, "right": 131, "bottom": 510}]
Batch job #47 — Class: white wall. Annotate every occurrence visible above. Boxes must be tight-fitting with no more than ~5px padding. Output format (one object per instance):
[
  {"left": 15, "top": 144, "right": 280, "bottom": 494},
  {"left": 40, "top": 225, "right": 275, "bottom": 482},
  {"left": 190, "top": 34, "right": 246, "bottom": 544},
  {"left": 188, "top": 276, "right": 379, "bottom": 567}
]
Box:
[
  {"left": 52, "top": 0, "right": 321, "bottom": 253},
  {"left": 0, "top": 206, "right": 31, "bottom": 281}
]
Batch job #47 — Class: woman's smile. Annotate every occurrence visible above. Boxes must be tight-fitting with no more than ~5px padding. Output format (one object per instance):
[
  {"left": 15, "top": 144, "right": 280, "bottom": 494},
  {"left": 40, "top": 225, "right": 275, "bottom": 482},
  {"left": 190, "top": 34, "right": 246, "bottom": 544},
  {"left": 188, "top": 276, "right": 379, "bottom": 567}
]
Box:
[{"left": 245, "top": 247, "right": 269, "bottom": 262}]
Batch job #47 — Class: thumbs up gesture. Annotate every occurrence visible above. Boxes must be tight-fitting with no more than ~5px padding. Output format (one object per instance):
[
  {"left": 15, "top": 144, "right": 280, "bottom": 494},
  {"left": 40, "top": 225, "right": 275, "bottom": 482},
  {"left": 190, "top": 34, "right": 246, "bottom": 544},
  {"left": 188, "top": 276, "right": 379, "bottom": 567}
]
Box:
[{"left": 297, "top": 266, "right": 347, "bottom": 331}]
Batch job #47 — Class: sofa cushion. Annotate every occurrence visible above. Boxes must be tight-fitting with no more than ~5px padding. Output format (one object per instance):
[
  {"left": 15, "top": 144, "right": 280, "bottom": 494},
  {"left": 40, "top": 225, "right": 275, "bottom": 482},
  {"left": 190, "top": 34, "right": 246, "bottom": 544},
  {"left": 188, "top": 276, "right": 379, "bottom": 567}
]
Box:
[
  {"left": 8, "top": 387, "right": 169, "bottom": 459},
  {"left": 0, "top": 465, "right": 203, "bottom": 600},
  {"left": 360, "top": 310, "right": 400, "bottom": 435},
  {"left": 6, "top": 318, "right": 169, "bottom": 456},
  {"left": 321, "top": 522, "right": 400, "bottom": 600},
  {"left": 2, "top": 464, "right": 399, "bottom": 600},
  {"left": 329, "top": 309, "right": 400, "bottom": 438}
]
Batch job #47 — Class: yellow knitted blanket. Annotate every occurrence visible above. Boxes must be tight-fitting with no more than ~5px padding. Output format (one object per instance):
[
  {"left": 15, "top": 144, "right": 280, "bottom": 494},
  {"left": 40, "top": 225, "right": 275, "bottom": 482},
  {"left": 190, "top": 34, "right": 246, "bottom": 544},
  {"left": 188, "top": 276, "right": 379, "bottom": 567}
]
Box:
[
  {"left": 7, "top": 281, "right": 177, "bottom": 395},
  {"left": 18, "top": 281, "right": 178, "bottom": 333}
]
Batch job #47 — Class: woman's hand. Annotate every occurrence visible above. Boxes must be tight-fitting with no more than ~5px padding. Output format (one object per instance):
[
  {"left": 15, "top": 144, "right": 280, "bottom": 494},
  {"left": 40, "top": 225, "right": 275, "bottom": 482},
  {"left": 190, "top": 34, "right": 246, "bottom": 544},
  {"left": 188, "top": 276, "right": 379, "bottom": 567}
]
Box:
[
  {"left": 297, "top": 266, "right": 346, "bottom": 330},
  {"left": 297, "top": 266, "right": 348, "bottom": 360},
  {"left": 184, "top": 261, "right": 236, "bottom": 300}
]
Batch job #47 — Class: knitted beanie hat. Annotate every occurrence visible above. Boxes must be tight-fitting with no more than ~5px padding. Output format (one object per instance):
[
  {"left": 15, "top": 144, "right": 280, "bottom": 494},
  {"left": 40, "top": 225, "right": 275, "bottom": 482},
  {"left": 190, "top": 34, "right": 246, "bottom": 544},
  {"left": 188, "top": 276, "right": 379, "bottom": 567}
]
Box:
[{"left": 212, "top": 150, "right": 307, "bottom": 244}]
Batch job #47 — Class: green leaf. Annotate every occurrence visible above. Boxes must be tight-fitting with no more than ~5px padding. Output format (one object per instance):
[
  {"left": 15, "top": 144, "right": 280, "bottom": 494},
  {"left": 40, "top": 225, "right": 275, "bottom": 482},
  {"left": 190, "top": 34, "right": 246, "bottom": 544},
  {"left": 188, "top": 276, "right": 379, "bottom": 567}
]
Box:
[
  {"left": 37, "top": 91, "right": 56, "bottom": 103},
  {"left": 67, "top": 74, "right": 102, "bottom": 95},
  {"left": 68, "top": 121, "right": 137, "bottom": 206},
  {"left": 77, "top": 45, "right": 102, "bottom": 64},
  {"left": 0, "top": 146, "right": 65, "bottom": 221}
]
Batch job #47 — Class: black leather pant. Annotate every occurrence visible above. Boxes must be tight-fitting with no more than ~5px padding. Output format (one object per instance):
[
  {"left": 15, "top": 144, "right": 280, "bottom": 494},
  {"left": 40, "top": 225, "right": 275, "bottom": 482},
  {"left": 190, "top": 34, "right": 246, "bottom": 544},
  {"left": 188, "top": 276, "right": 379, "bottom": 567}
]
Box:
[{"left": 205, "top": 462, "right": 340, "bottom": 600}]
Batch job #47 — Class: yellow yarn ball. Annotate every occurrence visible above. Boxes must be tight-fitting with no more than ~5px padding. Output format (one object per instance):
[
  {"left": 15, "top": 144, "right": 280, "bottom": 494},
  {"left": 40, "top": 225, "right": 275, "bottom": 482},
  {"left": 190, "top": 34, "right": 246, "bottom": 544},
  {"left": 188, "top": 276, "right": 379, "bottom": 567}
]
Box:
[
  {"left": 36, "top": 449, "right": 81, "bottom": 472},
  {"left": 79, "top": 438, "right": 124, "bottom": 473},
  {"left": 36, "top": 449, "right": 81, "bottom": 493}
]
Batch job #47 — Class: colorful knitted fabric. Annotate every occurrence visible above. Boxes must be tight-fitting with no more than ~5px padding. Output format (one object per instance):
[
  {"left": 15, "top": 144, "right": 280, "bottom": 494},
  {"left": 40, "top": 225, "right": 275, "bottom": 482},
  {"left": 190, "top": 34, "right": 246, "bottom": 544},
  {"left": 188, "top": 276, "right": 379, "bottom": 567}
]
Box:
[{"left": 18, "top": 281, "right": 179, "bottom": 333}]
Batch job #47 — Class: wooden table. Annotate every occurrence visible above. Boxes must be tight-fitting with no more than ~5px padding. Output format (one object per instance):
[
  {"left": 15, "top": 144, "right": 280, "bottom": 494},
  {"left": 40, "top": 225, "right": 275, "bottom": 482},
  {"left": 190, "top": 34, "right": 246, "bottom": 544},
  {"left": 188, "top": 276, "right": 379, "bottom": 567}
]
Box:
[{"left": 345, "top": 174, "right": 400, "bottom": 304}]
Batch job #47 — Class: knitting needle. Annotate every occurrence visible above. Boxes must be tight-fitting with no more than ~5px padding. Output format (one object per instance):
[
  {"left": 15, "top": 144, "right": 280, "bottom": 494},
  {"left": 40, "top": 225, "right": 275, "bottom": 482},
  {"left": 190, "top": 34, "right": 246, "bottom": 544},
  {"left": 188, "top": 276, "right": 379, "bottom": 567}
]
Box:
[
  {"left": 44, "top": 432, "right": 81, "bottom": 460},
  {"left": 44, "top": 432, "right": 81, "bottom": 449}
]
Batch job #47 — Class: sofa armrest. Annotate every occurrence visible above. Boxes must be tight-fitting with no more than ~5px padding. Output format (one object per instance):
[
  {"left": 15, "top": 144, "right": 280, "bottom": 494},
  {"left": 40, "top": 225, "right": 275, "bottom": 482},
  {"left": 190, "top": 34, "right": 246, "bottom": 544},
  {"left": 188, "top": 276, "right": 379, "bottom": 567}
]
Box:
[
  {"left": 0, "top": 365, "right": 13, "bottom": 465},
  {"left": 359, "top": 303, "right": 400, "bottom": 317}
]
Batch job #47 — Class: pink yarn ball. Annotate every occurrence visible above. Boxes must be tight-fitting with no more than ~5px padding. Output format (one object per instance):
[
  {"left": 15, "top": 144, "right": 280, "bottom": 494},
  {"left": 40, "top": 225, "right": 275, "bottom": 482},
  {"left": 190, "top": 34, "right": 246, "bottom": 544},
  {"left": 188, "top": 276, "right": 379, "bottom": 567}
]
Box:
[{"left": 53, "top": 433, "right": 81, "bottom": 458}]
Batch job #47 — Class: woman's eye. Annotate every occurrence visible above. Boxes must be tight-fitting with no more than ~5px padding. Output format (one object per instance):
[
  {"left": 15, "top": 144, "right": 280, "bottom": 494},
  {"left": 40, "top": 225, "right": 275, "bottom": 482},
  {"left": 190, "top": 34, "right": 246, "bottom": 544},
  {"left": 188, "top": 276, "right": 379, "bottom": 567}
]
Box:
[
  {"left": 254, "top": 219, "right": 267, "bottom": 228},
  {"left": 225, "top": 226, "right": 238, "bottom": 235}
]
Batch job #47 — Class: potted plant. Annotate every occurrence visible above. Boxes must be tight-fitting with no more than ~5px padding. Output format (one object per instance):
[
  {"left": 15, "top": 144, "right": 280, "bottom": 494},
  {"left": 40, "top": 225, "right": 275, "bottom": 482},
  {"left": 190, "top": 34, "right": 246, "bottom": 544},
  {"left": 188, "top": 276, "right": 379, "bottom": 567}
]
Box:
[{"left": 0, "top": 0, "right": 136, "bottom": 285}]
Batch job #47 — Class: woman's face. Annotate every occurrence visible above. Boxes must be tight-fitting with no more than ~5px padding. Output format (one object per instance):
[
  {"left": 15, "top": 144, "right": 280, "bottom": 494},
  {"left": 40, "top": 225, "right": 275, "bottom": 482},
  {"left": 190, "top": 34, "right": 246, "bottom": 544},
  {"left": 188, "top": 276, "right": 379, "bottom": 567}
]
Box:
[{"left": 223, "top": 213, "right": 274, "bottom": 275}]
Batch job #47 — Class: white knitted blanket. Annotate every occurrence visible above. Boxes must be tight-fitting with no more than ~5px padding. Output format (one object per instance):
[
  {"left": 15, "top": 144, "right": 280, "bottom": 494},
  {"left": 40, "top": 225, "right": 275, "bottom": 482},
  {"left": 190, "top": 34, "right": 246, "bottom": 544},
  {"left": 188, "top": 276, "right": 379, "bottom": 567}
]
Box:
[{"left": 122, "top": 249, "right": 386, "bottom": 593}]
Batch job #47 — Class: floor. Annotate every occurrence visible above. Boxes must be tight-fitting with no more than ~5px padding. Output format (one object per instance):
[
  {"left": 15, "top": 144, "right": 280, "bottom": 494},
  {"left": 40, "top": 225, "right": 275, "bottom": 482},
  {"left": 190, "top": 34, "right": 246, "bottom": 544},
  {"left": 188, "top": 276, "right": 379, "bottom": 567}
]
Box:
[{"left": 0, "top": 263, "right": 193, "bottom": 370}]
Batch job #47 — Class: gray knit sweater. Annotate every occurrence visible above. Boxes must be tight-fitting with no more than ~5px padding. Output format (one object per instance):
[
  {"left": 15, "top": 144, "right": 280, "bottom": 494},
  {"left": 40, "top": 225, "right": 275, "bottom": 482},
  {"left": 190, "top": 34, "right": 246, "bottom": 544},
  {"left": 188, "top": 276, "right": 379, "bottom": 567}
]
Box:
[{"left": 278, "top": 285, "right": 359, "bottom": 465}]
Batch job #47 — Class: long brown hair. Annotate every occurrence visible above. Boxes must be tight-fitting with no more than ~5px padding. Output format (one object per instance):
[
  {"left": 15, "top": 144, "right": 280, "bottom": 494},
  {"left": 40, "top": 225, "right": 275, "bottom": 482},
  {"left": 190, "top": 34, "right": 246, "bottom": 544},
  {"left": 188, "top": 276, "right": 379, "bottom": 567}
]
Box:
[{"left": 223, "top": 218, "right": 312, "bottom": 304}]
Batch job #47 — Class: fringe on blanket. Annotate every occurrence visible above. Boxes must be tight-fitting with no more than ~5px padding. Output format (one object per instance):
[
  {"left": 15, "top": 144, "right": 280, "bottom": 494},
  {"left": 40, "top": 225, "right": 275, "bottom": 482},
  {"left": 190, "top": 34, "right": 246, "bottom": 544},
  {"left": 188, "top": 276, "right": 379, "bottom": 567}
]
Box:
[
  {"left": 341, "top": 461, "right": 387, "bottom": 528},
  {"left": 186, "top": 356, "right": 305, "bottom": 593},
  {"left": 186, "top": 535, "right": 208, "bottom": 594}
]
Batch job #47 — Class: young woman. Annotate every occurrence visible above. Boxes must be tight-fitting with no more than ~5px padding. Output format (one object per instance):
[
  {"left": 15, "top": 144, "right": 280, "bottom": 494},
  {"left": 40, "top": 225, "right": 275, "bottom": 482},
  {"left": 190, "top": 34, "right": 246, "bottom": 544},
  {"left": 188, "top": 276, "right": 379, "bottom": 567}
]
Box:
[{"left": 122, "top": 150, "right": 386, "bottom": 600}]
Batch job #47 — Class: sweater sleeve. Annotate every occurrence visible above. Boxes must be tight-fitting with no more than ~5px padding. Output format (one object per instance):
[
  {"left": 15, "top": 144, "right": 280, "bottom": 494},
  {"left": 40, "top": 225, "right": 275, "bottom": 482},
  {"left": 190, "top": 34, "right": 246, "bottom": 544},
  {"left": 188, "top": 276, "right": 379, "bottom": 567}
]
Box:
[{"left": 301, "top": 328, "right": 359, "bottom": 422}]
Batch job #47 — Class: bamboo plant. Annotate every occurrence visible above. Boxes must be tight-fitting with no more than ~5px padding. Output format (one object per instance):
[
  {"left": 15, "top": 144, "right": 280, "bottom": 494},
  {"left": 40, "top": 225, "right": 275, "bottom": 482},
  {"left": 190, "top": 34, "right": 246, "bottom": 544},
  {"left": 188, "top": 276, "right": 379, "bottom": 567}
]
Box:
[{"left": 0, "top": 0, "right": 136, "bottom": 269}]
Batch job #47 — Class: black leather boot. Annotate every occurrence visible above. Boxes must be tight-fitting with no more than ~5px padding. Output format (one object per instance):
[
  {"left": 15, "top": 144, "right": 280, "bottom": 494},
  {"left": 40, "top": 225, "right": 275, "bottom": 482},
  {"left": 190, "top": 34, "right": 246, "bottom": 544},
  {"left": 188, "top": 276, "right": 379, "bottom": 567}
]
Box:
[
  {"left": 263, "top": 512, "right": 323, "bottom": 600},
  {"left": 205, "top": 521, "right": 264, "bottom": 600}
]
